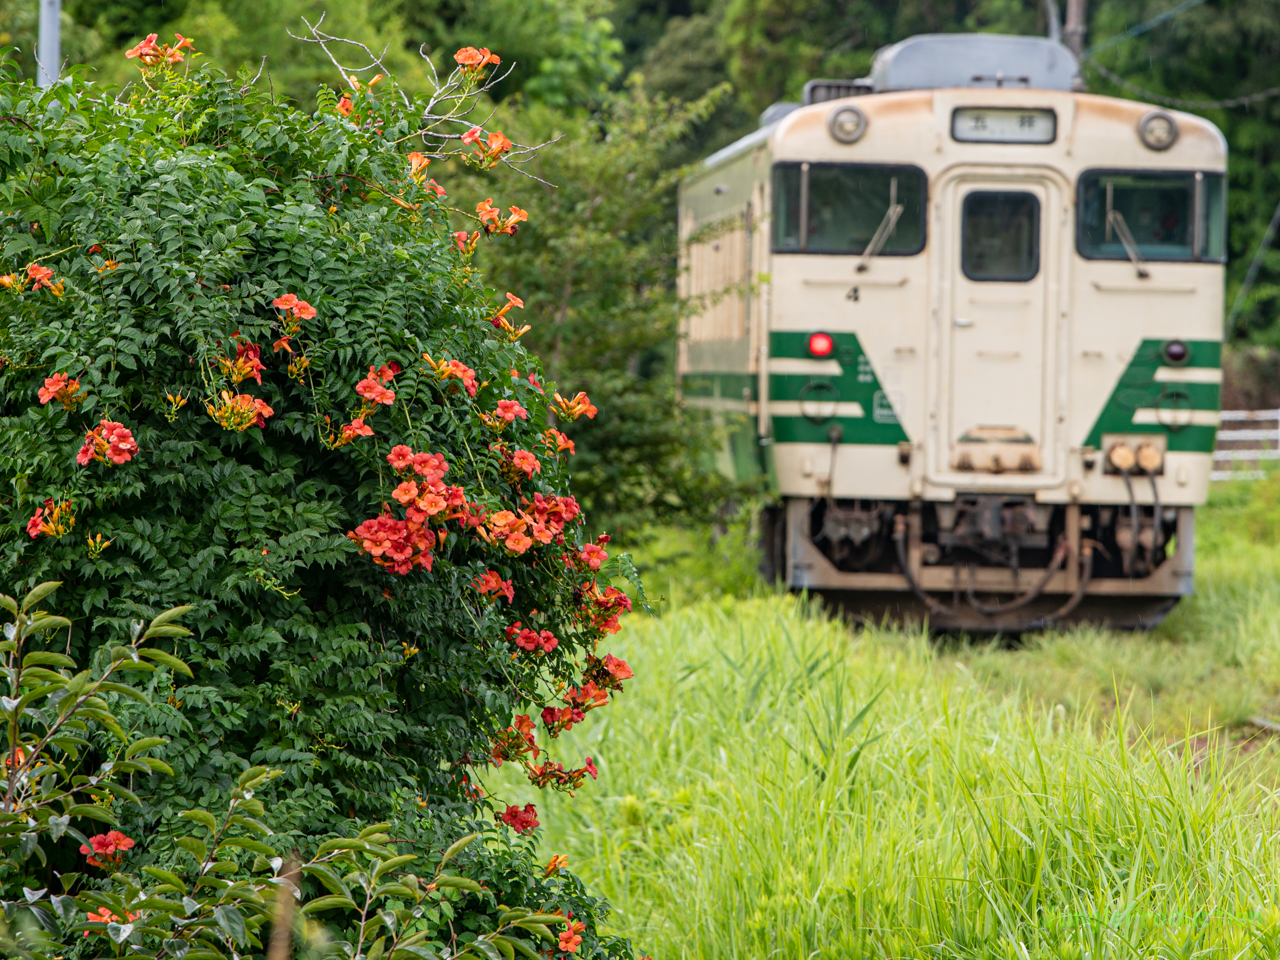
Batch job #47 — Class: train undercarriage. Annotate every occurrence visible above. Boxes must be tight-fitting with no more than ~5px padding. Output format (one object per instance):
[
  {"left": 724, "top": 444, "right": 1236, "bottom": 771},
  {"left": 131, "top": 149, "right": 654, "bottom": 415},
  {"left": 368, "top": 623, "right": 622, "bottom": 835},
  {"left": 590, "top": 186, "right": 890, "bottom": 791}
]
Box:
[{"left": 760, "top": 494, "right": 1194, "bottom": 632}]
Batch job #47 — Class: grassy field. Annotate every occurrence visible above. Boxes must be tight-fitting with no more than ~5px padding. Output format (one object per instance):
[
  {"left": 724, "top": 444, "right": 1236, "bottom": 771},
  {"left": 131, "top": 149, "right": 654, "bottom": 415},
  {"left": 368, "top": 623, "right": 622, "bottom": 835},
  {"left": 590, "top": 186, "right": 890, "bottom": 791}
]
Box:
[{"left": 487, "top": 477, "right": 1280, "bottom": 958}]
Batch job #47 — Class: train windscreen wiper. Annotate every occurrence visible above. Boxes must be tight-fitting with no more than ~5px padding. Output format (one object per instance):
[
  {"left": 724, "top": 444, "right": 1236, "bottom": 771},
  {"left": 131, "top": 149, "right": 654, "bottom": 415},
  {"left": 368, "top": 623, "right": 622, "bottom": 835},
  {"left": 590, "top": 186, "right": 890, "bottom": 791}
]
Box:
[
  {"left": 1104, "top": 182, "right": 1150, "bottom": 279},
  {"left": 856, "top": 176, "right": 905, "bottom": 273}
]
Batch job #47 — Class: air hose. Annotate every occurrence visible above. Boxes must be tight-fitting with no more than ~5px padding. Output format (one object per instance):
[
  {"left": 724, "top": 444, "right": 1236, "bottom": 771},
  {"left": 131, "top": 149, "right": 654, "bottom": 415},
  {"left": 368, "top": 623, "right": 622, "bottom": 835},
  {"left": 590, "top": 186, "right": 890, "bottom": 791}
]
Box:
[
  {"left": 1119, "top": 470, "right": 1148, "bottom": 576},
  {"left": 893, "top": 515, "right": 962, "bottom": 619},
  {"left": 1142, "top": 467, "right": 1164, "bottom": 552},
  {"left": 893, "top": 516, "right": 1095, "bottom": 630},
  {"left": 964, "top": 536, "right": 1070, "bottom": 615},
  {"left": 1025, "top": 543, "right": 1096, "bottom": 630}
]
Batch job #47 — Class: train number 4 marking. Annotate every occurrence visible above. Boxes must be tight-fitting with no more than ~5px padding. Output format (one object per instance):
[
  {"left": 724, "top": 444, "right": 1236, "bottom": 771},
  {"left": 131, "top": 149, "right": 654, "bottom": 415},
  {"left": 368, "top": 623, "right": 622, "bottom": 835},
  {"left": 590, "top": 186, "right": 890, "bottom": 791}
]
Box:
[{"left": 845, "top": 286, "right": 860, "bottom": 302}]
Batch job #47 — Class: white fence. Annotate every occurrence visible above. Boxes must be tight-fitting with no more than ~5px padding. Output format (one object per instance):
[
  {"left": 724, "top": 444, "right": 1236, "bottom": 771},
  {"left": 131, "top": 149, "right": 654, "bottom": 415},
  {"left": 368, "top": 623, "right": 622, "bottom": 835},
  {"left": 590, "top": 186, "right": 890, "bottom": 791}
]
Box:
[{"left": 1212, "top": 409, "right": 1280, "bottom": 481}]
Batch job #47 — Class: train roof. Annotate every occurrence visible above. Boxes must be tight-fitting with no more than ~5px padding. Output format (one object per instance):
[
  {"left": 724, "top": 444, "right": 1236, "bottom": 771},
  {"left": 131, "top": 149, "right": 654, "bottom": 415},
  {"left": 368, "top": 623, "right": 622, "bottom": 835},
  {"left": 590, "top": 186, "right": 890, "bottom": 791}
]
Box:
[
  {"left": 871, "top": 34, "right": 1079, "bottom": 93},
  {"left": 700, "top": 33, "right": 1083, "bottom": 170}
]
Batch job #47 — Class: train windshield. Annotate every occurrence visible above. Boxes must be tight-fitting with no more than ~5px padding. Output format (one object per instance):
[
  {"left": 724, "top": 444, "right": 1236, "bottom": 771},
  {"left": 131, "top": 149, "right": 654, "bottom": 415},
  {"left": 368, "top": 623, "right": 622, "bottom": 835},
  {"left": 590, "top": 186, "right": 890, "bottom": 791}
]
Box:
[
  {"left": 772, "top": 162, "right": 926, "bottom": 255},
  {"left": 1078, "top": 170, "right": 1226, "bottom": 262}
]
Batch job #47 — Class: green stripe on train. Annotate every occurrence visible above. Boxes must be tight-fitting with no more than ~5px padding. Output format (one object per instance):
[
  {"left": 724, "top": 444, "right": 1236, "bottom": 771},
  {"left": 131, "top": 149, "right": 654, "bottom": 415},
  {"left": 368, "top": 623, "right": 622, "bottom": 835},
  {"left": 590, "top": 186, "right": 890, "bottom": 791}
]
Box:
[
  {"left": 1083, "top": 339, "right": 1220, "bottom": 453},
  {"left": 769, "top": 331, "right": 908, "bottom": 445},
  {"left": 680, "top": 332, "right": 908, "bottom": 445}
]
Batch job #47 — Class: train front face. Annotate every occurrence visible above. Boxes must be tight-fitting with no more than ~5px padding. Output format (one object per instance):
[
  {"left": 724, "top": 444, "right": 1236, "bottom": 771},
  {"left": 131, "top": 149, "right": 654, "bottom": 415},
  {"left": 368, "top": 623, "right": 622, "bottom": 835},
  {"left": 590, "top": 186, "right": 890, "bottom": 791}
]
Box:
[{"left": 760, "top": 85, "right": 1226, "bottom": 630}]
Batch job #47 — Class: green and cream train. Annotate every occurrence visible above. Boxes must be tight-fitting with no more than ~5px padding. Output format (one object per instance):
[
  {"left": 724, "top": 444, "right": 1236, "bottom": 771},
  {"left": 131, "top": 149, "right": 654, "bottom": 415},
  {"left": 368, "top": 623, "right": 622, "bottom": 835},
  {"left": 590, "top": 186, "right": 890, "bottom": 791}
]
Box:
[{"left": 678, "top": 33, "right": 1226, "bottom": 630}]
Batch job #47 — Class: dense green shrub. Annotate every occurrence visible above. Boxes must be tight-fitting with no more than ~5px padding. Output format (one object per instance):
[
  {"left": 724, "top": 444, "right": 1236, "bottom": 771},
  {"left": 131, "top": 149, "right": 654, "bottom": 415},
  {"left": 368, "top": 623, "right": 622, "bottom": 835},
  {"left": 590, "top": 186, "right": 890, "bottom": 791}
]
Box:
[
  {"left": 0, "top": 36, "right": 639, "bottom": 958},
  {"left": 0, "top": 582, "right": 604, "bottom": 960}
]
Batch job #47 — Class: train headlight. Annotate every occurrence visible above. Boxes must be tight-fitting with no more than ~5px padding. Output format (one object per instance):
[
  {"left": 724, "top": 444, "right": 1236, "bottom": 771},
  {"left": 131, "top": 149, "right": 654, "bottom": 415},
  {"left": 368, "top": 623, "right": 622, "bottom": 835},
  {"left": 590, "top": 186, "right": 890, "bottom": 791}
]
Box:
[
  {"left": 808, "top": 331, "right": 835, "bottom": 357},
  {"left": 1162, "top": 339, "right": 1190, "bottom": 365},
  {"left": 1138, "top": 111, "right": 1178, "bottom": 151},
  {"left": 828, "top": 106, "right": 867, "bottom": 144}
]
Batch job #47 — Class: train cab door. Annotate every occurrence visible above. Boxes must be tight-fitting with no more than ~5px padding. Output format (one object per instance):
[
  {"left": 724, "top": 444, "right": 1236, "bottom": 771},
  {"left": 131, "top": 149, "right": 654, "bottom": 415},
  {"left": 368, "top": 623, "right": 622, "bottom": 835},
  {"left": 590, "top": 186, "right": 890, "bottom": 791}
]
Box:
[{"left": 931, "top": 171, "right": 1065, "bottom": 486}]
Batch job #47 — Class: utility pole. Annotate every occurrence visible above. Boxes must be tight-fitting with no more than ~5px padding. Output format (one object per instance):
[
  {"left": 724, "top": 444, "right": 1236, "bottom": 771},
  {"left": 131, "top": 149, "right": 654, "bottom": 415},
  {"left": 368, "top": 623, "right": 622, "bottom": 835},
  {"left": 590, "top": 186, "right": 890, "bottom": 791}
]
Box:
[
  {"left": 37, "top": 0, "right": 61, "bottom": 87},
  {"left": 1064, "top": 0, "right": 1086, "bottom": 58}
]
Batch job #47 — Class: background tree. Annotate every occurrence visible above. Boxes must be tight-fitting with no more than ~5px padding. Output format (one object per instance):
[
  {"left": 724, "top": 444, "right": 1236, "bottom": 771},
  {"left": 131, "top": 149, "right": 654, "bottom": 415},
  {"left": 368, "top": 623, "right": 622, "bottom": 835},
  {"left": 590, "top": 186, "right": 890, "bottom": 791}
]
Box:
[{"left": 459, "top": 83, "right": 741, "bottom": 539}]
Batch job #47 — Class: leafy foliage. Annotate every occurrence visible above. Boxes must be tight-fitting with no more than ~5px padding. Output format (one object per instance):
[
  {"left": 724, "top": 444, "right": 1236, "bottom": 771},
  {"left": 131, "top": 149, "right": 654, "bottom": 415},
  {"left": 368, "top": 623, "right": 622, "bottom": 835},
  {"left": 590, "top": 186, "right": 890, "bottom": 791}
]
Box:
[
  {"left": 0, "top": 41, "right": 638, "bottom": 959},
  {"left": 0, "top": 584, "right": 624, "bottom": 960}
]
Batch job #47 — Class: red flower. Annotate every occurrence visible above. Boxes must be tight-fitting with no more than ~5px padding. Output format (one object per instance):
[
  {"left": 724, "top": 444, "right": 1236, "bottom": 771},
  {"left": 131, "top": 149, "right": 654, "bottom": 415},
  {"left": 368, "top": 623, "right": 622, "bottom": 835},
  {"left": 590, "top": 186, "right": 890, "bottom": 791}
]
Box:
[
  {"left": 494, "top": 399, "right": 528, "bottom": 423},
  {"left": 37, "top": 372, "right": 83, "bottom": 409},
  {"left": 392, "top": 480, "right": 419, "bottom": 504},
  {"left": 559, "top": 921, "right": 586, "bottom": 953},
  {"left": 462, "top": 127, "right": 484, "bottom": 146},
  {"left": 579, "top": 543, "right": 607, "bottom": 570},
  {"left": 77, "top": 420, "right": 138, "bottom": 466},
  {"left": 356, "top": 376, "right": 395, "bottom": 405},
  {"left": 411, "top": 451, "right": 448, "bottom": 481},
  {"left": 337, "top": 418, "right": 374, "bottom": 444},
  {"left": 487, "top": 130, "right": 512, "bottom": 155},
  {"left": 506, "top": 292, "right": 524, "bottom": 309},
  {"left": 26, "top": 508, "right": 44, "bottom": 539},
  {"left": 499, "top": 803, "right": 539, "bottom": 834},
  {"left": 584, "top": 756, "right": 598, "bottom": 779},
  {"left": 454, "top": 46, "right": 500, "bottom": 70},
  {"left": 603, "top": 654, "right": 633, "bottom": 681},
  {"left": 294, "top": 300, "right": 317, "bottom": 320},
  {"left": 545, "top": 854, "right": 568, "bottom": 875},
  {"left": 124, "top": 33, "right": 159, "bottom": 60},
  {"left": 511, "top": 450, "right": 540, "bottom": 477},
  {"left": 26, "top": 263, "right": 54, "bottom": 290},
  {"left": 272, "top": 293, "right": 298, "bottom": 310},
  {"left": 337, "top": 95, "right": 353, "bottom": 117},
  {"left": 506, "top": 531, "right": 533, "bottom": 555},
  {"left": 555, "top": 391, "right": 598, "bottom": 421},
  {"left": 453, "top": 231, "right": 470, "bottom": 251},
  {"left": 80, "top": 830, "right": 135, "bottom": 871},
  {"left": 387, "top": 444, "right": 415, "bottom": 470},
  {"left": 474, "top": 570, "right": 514, "bottom": 603}
]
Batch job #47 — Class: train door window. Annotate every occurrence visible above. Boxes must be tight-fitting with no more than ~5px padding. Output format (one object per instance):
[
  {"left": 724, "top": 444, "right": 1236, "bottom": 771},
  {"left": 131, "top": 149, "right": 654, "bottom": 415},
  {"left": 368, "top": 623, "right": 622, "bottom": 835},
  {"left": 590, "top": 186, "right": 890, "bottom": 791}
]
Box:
[
  {"left": 961, "top": 191, "right": 1040, "bottom": 281},
  {"left": 771, "top": 162, "right": 926, "bottom": 254},
  {"left": 1077, "top": 170, "right": 1226, "bottom": 262}
]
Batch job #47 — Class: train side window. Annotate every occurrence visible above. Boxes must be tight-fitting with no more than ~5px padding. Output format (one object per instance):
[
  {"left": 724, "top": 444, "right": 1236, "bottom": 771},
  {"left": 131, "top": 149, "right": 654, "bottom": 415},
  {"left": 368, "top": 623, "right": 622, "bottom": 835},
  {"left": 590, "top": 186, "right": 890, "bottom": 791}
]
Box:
[
  {"left": 772, "top": 165, "right": 802, "bottom": 251},
  {"left": 1077, "top": 170, "right": 1226, "bottom": 262},
  {"left": 771, "top": 162, "right": 926, "bottom": 255},
  {"left": 961, "top": 191, "right": 1040, "bottom": 282}
]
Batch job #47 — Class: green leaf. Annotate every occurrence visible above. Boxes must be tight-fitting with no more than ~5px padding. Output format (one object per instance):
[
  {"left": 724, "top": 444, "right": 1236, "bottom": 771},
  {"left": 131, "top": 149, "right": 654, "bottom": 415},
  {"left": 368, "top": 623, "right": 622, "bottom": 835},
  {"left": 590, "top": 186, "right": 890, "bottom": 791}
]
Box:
[
  {"left": 237, "top": 765, "right": 271, "bottom": 789},
  {"left": 22, "top": 650, "right": 75, "bottom": 669},
  {"left": 357, "top": 822, "right": 392, "bottom": 839},
  {"left": 216, "top": 837, "right": 277, "bottom": 857},
  {"left": 490, "top": 935, "right": 516, "bottom": 960},
  {"left": 125, "top": 736, "right": 168, "bottom": 758},
  {"left": 213, "top": 904, "right": 247, "bottom": 946},
  {"left": 142, "top": 867, "right": 189, "bottom": 894},
  {"left": 300, "top": 894, "right": 358, "bottom": 914},
  {"left": 178, "top": 809, "right": 218, "bottom": 833},
  {"left": 136, "top": 649, "right": 193, "bottom": 677},
  {"left": 176, "top": 836, "right": 208, "bottom": 864},
  {"left": 433, "top": 876, "right": 481, "bottom": 893},
  {"left": 142, "top": 625, "right": 192, "bottom": 639},
  {"left": 514, "top": 922, "right": 554, "bottom": 942},
  {"left": 66, "top": 803, "right": 119, "bottom": 824},
  {"left": 506, "top": 936, "right": 541, "bottom": 959},
  {"left": 302, "top": 863, "right": 351, "bottom": 898},
  {"left": 372, "top": 853, "right": 417, "bottom": 882},
  {"left": 316, "top": 837, "right": 365, "bottom": 855},
  {"left": 0, "top": 594, "right": 17, "bottom": 615},
  {"left": 20, "top": 581, "right": 61, "bottom": 613},
  {"left": 437, "top": 832, "right": 478, "bottom": 870},
  {"left": 147, "top": 605, "right": 194, "bottom": 629}
]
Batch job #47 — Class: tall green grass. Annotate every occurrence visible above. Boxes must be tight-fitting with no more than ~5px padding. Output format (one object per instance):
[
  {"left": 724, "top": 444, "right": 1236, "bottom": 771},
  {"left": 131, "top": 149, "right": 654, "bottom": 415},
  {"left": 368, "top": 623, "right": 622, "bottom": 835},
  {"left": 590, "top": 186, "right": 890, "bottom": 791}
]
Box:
[
  {"left": 482, "top": 478, "right": 1280, "bottom": 958},
  {"left": 489, "top": 605, "right": 1280, "bottom": 957}
]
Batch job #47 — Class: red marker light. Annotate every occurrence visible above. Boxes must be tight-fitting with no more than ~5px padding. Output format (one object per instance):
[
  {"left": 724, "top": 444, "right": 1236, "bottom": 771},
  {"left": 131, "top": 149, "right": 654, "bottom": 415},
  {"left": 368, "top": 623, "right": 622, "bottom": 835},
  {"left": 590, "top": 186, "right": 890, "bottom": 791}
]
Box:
[{"left": 808, "top": 331, "right": 835, "bottom": 357}]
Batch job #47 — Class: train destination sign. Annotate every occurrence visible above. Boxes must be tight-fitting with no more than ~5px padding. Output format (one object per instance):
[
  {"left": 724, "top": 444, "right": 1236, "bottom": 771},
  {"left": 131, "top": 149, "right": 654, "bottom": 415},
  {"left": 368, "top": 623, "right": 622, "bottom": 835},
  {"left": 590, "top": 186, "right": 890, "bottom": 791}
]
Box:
[{"left": 951, "top": 107, "right": 1057, "bottom": 144}]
